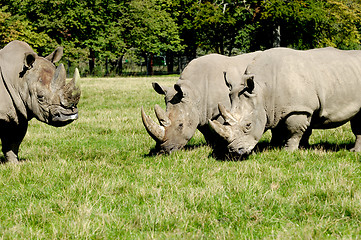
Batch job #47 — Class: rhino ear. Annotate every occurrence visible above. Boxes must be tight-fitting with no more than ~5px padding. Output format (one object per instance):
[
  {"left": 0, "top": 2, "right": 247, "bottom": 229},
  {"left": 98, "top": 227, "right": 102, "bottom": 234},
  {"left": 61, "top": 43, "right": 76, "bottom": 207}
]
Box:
[
  {"left": 45, "top": 46, "right": 63, "bottom": 63},
  {"left": 152, "top": 82, "right": 168, "bottom": 95},
  {"left": 174, "top": 83, "right": 187, "bottom": 97},
  {"left": 24, "top": 52, "right": 36, "bottom": 68},
  {"left": 175, "top": 80, "right": 199, "bottom": 99},
  {"left": 245, "top": 75, "right": 255, "bottom": 93},
  {"left": 223, "top": 72, "right": 233, "bottom": 91}
]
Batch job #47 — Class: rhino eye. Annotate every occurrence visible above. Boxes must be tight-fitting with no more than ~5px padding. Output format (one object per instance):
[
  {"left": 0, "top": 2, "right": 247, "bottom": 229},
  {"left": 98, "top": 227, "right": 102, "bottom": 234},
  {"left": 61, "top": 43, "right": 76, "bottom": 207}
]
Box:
[
  {"left": 37, "top": 94, "right": 45, "bottom": 102},
  {"left": 244, "top": 122, "right": 252, "bottom": 132},
  {"left": 178, "top": 123, "right": 183, "bottom": 129}
]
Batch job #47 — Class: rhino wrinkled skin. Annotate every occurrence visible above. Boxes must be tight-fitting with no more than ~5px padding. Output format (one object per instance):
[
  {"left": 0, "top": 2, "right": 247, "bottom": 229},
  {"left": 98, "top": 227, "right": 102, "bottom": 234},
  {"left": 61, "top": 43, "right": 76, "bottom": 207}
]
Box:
[
  {"left": 0, "top": 41, "right": 81, "bottom": 163},
  {"left": 209, "top": 47, "right": 361, "bottom": 157},
  {"left": 142, "top": 52, "right": 259, "bottom": 153}
]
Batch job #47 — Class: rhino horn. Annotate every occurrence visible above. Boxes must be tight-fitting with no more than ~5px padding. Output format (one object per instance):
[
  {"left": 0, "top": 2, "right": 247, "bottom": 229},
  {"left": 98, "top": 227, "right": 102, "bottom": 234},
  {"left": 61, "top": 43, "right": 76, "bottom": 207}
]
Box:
[
  {"left": 208, "top": 119, "right": 232, "bottom": 141},
  {"left": 218, "top": 103, "right": 237, "bottom": 125},
  {"left": 141, "top": 107, "right": 165, "bottom": 142},
  {"left": 61, "top": 68, "right": 81, "bottom": 107},
  {"left": 51, "top": 63, "right": 66, "bottom": 92},
  {"left": 154, "top": 104, "right": 171, "bottom": 127}
]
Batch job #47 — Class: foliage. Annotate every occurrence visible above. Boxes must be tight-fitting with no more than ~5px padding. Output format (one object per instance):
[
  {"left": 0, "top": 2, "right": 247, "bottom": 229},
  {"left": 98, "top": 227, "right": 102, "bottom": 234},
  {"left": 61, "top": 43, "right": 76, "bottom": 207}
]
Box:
[
  {"left": 1, "top": 76, "right": 361, "bottom": 238},
  {"left": 253, "top": 0, "right": 361, "bottom": 50},
  {"left": 1, "top": 0, "right": 361, "bottom": 74},
  {"left": 125, "top": 0, "right": 183, "bottom": 55},
  {"left": 0, "top": 8, "right": 56, "bottom": 54}
]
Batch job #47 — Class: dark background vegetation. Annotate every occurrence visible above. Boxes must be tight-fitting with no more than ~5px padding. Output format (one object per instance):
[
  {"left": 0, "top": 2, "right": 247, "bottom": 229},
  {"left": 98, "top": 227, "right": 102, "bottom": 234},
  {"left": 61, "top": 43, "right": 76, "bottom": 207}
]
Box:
[{"left": 1, "top": 0, "right": 361, "bottom": 76}]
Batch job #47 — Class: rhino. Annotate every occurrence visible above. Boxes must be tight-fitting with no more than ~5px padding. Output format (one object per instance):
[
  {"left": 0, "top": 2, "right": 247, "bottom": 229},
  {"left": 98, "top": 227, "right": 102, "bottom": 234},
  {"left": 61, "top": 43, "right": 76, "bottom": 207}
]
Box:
[
  {"left": 141, "top": 52, "right": 259, "bottom": 153},
  {"left": 209, "top": 47, "right": 361, "bottom": 157},
  {"left": 0, "top": 40, "right": 81, "bottom": 163}
]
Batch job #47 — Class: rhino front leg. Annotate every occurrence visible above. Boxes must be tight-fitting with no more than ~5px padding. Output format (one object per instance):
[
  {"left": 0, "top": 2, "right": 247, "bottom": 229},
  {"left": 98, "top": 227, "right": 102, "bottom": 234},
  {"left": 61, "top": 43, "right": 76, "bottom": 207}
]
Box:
[
  {"left": 270, "top": 126, "right": 286, "bottom": 147},
  {"left": 1, "top": 123, "right": 28, "bottom": 163},
  {"left": 284, "top": 114, "right": 311, "bottom": 151},
  {"left": 350, "top": 112, "right": 361, "bottom": 152}
]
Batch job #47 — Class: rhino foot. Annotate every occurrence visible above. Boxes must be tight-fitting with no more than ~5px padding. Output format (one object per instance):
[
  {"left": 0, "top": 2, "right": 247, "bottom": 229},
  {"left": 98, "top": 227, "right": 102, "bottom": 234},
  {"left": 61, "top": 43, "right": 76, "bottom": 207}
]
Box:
[
  {"left": 350, "top": 147, "right": 361, "bottom": 152},
  {"left": 4, "top": 152, "right": 19, "bottom": 164}
]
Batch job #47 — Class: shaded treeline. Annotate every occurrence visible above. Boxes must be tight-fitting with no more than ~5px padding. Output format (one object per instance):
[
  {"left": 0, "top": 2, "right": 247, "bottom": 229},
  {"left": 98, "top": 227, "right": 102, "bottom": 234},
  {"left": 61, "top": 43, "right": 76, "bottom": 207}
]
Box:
[{"left": 1, "top": 0, "right": 360, "bottom": 76}]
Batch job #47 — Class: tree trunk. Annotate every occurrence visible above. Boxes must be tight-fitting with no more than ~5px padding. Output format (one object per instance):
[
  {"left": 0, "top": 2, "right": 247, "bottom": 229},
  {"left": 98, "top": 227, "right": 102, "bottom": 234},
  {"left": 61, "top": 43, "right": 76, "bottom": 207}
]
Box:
[
  {"left": 116, "top": 55, "right": 123, "bottom": 75},
  {"left": 89, "top": 49, "right": 95, "bottom": 75},
  {"left": 166, "top": 51, "right": 174, "bottom": 74},
  {"left": 105, "top": 57, "right": 109, "bottom": 76},
  {"left": 146, "top": 53, "right": 154, "bottom": 76}
]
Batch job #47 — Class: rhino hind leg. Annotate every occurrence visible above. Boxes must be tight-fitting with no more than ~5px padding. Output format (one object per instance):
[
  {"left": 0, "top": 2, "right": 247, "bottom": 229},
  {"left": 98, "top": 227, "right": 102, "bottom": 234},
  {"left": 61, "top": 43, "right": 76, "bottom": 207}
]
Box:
[
  {"left": 283, "top": 114, "right": 311, "bottom": 151},
  {"left": 350, "top": 113, "right": 361, "bottom": 152},
  {"left": 299, "top": 128, "right": 312, "bottom": 149}
]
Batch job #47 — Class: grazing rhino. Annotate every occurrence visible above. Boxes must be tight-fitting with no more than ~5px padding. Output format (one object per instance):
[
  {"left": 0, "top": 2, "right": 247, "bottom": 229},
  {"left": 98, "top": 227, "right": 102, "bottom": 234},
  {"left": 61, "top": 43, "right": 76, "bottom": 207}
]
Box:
[
  {"left": 141, "top": 52, "right": 259, "bottom": 153},
  {"left": 0, "top": 40, "right": 81, "bottom": 163},
  {"left": 209, "top": 47, "right": 361, "bottom": 157}
]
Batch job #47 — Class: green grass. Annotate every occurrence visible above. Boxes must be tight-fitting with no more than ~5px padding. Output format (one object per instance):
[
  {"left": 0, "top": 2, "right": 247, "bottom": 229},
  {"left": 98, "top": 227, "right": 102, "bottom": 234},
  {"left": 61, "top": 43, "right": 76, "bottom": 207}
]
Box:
[{"left": 1, "top": 76, "right": 361, "bottom": 239}]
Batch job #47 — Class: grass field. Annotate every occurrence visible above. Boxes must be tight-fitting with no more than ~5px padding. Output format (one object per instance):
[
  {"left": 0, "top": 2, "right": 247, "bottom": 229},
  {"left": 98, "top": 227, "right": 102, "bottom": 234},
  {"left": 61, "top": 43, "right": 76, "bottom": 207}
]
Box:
[{"left": 1, "top": 76, "right": 361, "bottom": 239}]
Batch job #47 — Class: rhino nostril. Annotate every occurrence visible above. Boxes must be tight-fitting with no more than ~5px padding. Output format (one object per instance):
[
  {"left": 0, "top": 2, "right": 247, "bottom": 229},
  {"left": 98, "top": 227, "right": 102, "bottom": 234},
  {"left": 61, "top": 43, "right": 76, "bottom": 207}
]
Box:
[{"left": 236, "top": 147, "right": 246, "bottom": 155}]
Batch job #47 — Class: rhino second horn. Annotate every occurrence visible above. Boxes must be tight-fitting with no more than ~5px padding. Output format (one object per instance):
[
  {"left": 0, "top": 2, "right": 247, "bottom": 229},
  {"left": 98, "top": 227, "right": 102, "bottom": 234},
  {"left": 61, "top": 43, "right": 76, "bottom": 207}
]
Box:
[
  {"left": 154, "top": 104, "right": 171, "bottom": 127},
  {"left": 218, "top": 104, "right": 237, "bottom": 125},
  {"left": 141, "top": 107, "right": 165, "bottom": 142},
  {"left": 62, "top": 68, "right": 81, "bottom": 106},
  {"left": 208, "top": 119, "right": 232, "bottom": 141},
  {"left": 51, "top": 63, "right": 66, "bottom": 92}
]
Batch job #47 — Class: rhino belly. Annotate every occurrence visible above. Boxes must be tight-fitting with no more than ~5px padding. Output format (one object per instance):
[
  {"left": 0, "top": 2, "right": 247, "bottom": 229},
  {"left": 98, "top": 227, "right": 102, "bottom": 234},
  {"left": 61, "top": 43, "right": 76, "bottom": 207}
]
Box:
[{"left": 312, "top": 102, "right": 361, "bottom": 129}]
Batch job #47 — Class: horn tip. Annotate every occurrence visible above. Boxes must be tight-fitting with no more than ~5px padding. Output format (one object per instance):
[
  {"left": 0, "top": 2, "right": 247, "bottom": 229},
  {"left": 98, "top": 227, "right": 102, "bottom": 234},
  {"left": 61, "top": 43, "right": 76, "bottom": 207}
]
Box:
[{"left": 74, "top": 68, "right": 80, "bottom": 80}]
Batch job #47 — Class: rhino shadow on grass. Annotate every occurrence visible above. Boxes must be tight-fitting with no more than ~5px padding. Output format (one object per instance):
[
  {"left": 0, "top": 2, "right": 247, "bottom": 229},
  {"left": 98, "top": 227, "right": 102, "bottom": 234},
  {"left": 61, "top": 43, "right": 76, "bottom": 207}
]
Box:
[
  {"left": 144, "top": 137, "right": 208, "bottom": 157},
  {"left": 209, "top": 138, "right": 271, "bottom": 161},
  {"left": 210, "top": 139, "right": 354, "bottom": 161}
]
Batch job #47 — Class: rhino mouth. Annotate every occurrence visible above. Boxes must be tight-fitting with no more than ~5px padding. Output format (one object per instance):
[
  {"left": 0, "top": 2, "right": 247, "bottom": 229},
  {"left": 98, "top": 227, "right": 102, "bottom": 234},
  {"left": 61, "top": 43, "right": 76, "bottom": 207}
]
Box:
[
  {"left": 158, "top": 141, "right": 185, "bottom": 154},
  {"left": 49, "top": 108, "right": 78, "bottom": 127}
]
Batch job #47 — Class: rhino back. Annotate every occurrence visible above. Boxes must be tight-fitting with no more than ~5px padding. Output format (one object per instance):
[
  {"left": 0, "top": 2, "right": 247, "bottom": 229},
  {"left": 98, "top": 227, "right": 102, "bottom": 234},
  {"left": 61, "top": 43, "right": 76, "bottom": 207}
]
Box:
[
  {"left": 179, "top": 52, "right": 259, "bottom": 126},
  {"left": 247, "top": 47, "right": 361, "bottom": 128}
]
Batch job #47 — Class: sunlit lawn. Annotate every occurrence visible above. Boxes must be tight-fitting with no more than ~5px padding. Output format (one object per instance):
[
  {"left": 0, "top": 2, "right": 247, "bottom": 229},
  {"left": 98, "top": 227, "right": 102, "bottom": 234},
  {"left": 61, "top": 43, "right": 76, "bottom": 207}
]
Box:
[{"left": 0, "top": 76, "right": 360, "bottom": 239}]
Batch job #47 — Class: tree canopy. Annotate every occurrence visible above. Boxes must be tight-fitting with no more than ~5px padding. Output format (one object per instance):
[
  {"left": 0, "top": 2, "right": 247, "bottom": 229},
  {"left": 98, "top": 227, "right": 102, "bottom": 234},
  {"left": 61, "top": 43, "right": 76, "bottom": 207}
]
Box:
[{"left": 1, "top": 0, "right": 360, "bottom": 75}]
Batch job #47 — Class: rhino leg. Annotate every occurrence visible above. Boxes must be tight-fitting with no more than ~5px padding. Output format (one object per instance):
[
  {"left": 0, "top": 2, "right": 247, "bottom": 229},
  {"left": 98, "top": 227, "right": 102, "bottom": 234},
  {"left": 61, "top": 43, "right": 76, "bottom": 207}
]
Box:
[
  {"left": 299, "top": 128, "right": 312, "bottom": 149},
  {"left": 350, "top": 113, "right": 361, "bottom": 152},
  {"left": 270, "top": 127, "right": 286, "bottom": 147},
  {"left": 0, "top": 123, "right": 27, "bottom": 163},
  {"left": 284, "top": 114, "right": 311, "bottom": 151},
  {"left": 199, "top": 125, "right": 215, "bottom": 145}
]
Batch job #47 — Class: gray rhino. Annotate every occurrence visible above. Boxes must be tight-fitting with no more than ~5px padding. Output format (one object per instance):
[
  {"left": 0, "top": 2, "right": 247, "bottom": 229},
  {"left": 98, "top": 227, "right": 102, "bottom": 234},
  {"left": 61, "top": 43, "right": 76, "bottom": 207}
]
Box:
[
  {"left": 0, "top": 40, "right": 81, "bottom": 163},
  {"left": 209, "top": 47, "right": 361, "bottom": 157},
  {"left": 141, "top": 52, "right": 259, "bottom": 153}
]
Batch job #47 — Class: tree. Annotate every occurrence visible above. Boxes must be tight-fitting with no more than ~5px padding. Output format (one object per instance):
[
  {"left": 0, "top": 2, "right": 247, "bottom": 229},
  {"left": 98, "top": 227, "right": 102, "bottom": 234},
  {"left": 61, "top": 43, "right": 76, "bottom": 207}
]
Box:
[
  {"left": 124, "top": 0, "right": 183, "bottom": 74},
  {"left": 251, "top": 0, "right": 361, "bottom": 50},
  {"left": 0, "top": 7, "right": 56, "bottom": 53}
]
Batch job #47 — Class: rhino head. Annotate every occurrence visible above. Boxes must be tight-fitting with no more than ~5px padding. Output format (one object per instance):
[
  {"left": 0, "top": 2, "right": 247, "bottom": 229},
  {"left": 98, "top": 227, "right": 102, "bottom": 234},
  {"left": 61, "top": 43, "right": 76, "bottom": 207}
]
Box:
[
  {"left": 141, "top": 81, "right": 200, "bottom": 153},
  {"left": 209, "top": 75, "right": 266, "bottom": 157},
  {"left": 22, "top": 47, "right": 81, "bottom": 126}
]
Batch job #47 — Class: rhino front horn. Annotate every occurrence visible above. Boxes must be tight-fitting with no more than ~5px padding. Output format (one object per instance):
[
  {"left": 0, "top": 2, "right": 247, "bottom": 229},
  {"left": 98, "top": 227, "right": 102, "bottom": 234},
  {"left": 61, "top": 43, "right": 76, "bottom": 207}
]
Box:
[
  {"left": 141, "top": 107, "right": 165, "bottom": 142},
  {"left": 208, "top": 119, "right": 232, "bottom": 141}
]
